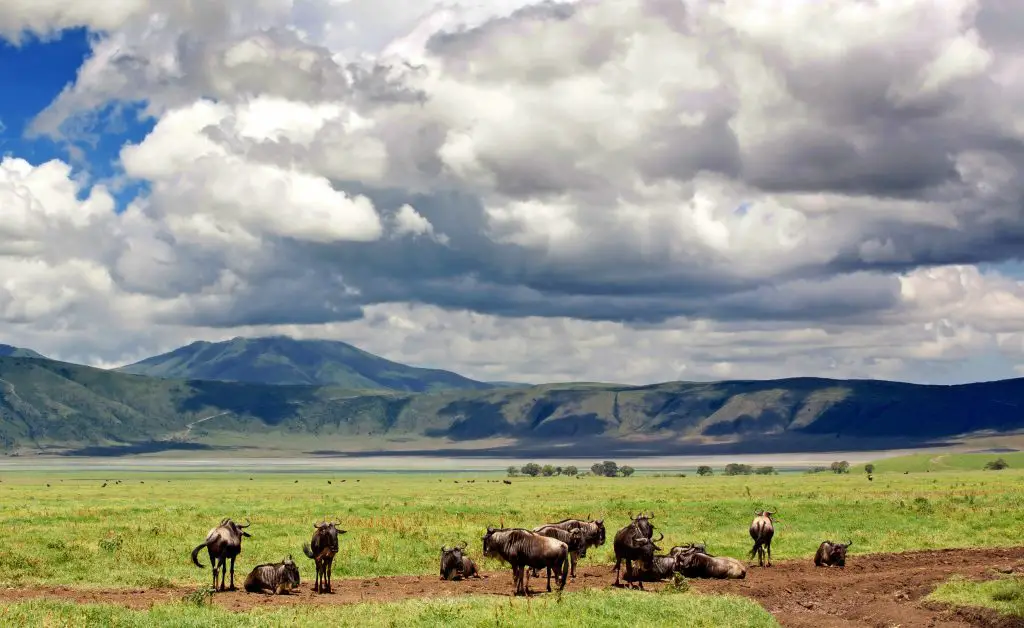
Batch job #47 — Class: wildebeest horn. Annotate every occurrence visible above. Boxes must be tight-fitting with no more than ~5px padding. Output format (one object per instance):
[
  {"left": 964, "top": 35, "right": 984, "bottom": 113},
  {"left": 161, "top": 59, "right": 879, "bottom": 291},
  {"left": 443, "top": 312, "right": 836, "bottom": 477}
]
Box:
[
  {"left": 846, "top": 540, "right": 853, "bottom": 547},
  {"left": 767, "top": 508, "right": 776, "bottom": 515},
  {"left": 239, "top": 519, "right": 251, "bottom": 528},
  {"left": 654, "top": 532, "right": 664, "bottom": 542},
  {"left": 458, "top": 540, "right": 468, "bottom": 550},
  {"left": 753, "top": 509, "right": 762, "bottom": 515},
  {"left": 441, "top": 545, "right": 449, "bottom": 553}
]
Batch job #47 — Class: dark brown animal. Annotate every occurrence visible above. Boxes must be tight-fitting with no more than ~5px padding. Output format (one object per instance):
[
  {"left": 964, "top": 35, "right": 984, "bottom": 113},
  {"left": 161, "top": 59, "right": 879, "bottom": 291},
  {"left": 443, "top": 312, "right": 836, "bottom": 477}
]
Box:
[
  {"left": 243, "top": 555, "right": 301, "bottom": 594},
  {"left": 677, "top": 550, "right": 747, "bottom": 579},
  {"left": 529, "top": 526, "right": 585, "bottom": 579},
  {"left": 532, "top": 517, "right": 606, "bottom": 578},
  {"left": 439, "top": 542, "right": 480, "bottom": 580},
  {"left": 749, "top": 509, "right": 776, "bottom": 567},
  {"left": 621, "top": 553, "right": 681, "bottom": 590},
  {"left": 190, "top": 518, "right": 252, "bottom": 591},
  {"left": 302, "top": 521, "right": 346, "bottom": 594},
  {"left": 481, "top": 526, "right": 568, "bottom": 595},
  {"left": 814, "top": 540, "right": 852, "bottom": 567},
  {"left": 612, "top": 512, "right": 662, "bottom": 586}
]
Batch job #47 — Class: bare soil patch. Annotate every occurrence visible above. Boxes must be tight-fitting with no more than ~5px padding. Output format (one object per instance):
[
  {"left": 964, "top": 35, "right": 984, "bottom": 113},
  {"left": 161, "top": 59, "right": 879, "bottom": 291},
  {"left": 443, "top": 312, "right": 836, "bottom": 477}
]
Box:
[{"left": 2, "top": 547, "right": 1022, "bottom": 627}]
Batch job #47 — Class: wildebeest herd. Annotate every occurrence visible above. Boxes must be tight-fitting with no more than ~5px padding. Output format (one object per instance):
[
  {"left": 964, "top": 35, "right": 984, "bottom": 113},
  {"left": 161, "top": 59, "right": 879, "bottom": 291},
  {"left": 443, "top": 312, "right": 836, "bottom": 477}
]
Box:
[{"left": 190, "top": 508, "right": 852, "bottom": 596}]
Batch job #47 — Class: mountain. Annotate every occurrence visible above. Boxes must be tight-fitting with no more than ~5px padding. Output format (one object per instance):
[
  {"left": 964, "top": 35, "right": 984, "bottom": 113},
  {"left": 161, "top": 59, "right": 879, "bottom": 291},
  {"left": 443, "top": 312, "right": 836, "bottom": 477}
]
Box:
[
  {"left": 3, "top": 354, "right": 1024, "bottom": 455},
  {"left": 116, "top": 336, "right": 493, "bottom": 392},
  {"left": 0, "top": 344, "right": 46, "bottom": 359}
]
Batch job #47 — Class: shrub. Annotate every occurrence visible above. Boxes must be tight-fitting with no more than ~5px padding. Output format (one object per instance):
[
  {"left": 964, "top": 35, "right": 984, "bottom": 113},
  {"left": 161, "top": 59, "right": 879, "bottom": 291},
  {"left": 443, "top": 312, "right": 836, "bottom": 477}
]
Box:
[
  {"left": 985, "top": 458, "right": 1009, "bottom": 471},
  {"left": 696, "top": 465, "right": 713, "bottom": 476}
]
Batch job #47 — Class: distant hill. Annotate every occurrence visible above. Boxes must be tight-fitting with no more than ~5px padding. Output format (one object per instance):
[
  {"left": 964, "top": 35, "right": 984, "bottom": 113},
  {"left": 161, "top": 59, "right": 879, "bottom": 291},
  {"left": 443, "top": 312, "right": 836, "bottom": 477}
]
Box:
[
  {"left": 3, "top": 355, "right": 1024, "bottom": 455},
  {"left": 116, "top": 336, "right": 493, "bottom": 392},
  {"left": 0, "top": 345, "right": 46, "bottom": 359}
]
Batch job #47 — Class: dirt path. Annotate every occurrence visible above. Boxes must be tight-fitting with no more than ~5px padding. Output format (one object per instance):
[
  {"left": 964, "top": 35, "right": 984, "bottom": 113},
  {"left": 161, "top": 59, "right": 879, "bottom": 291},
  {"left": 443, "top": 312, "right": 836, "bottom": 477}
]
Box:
[{"left": 1, "top": 547, "right": 1022, "bottom": 627}]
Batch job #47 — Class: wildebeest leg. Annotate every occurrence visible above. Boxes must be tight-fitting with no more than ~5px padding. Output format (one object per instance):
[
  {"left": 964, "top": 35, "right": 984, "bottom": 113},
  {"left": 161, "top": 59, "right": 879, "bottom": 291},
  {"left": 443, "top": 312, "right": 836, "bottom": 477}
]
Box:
[
  {"left": 315, "top": 559, "right": 323, "bottom": 593},
  {"left": 570, "top": 551, "right": 577, "bottom": 579},
  {"left": 545, "top": 565, "right": 552, "bottom": 592},
  {"left": 229, "top": 556, "right": 236, "bottom": 591},
  {"left": 326, "top": 555, "right": 334, "bottom": 593},
  {"left": 211, "top": 562, "right": 217, "bottom": 590},
  {"left": 613, "top": 557, "right": 621, "bottom": 585},
  {"left": 219, "top": 558, "right": 227, "bottom": 591}
]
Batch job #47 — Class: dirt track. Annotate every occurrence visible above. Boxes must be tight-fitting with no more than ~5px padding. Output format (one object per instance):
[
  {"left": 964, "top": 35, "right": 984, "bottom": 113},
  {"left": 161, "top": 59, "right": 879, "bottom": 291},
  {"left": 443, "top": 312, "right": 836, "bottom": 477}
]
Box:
[{"left": 2, "top": 547, "right": 1022, "bottom": 627}]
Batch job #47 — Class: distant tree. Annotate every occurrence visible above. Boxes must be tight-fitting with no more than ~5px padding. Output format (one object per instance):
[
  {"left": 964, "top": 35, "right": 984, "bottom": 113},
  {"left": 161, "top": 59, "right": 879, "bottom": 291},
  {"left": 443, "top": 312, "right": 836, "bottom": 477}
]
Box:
[
  {"left": 724, "top": 463, "right": 753, "bottom": 476},
  {"left": 864, "top": 463, "right": 875, "bottom": 474},
  {"left": 564, "top": 465, "right": 578, "bottom": 476},
  {"left": 620, "top": 465, "right": 635, "bottom": 477},
  {"left": 506, "top": 466, "right": 519, "bottom": 477},
  {"left": 554, "top": 466, "right": 563, "bottom": 476},
  {"left": 808, "top": 466, "right": 830, "bottom": 474},
  {"left": 830, "top": 461, "right": 850, "bottom": 474},
  {"left": 696, "top": 465, "right": 713, "bottom": 477},
  {"left": 754, "top": 466, "right": 776, "bottom": 475},
  {"left": 521, "top": 463, "right": 542, "bottom": 477},
  {"left": 601, "top": 461, "right": 619, "bottom": 477},
  {"left": 984, "top": 458, "right": 1009, "bottom": 471},
  {"left": 541, "top": 464, "right": 556, "bottom": 477},
  {"left": 591, "top": 463, "right": 605, "bottom": 476}
]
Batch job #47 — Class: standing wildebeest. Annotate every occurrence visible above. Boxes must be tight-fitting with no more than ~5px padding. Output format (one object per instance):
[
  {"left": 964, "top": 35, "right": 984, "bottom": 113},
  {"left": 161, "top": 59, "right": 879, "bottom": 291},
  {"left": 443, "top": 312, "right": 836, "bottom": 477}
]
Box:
[
  {"left": 749, "top": 509, "right": 776, "bottom": 567},
  {"left": 439, "top": 541, "right": 481, "bottom": 580},
  {"left": 529, "top": 526, "right": 585, "bottom": 579},
  {"left": 481, "top": 527, "right": 568, "bottom": 595},
  {"left": 532, "top": 518, "right": 606, "bottom": 578},
  {"left": 613, "top": 512, "right": 662, "bottom": 586},
  {"left": 814, "top": 540, "right": 852, "bottom": 567},
  {"left": 303, "top": 521, "right": 346, "bottom": 594},
  {"left": 244, "top": 555, "right": 301, "bottom": 594},
  {"left": 676, "top": 549, "right": 747, "bottom": 579},
  {"left": 191, "top": 518, "right": 252, "bottom": 591}
]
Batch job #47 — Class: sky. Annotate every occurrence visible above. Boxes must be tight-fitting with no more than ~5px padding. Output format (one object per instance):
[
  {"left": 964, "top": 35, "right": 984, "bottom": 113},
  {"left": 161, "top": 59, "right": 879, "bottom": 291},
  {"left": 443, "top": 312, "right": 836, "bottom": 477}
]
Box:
[{"left": 3, "top": 0, "right": 1024, "bottom": 386}]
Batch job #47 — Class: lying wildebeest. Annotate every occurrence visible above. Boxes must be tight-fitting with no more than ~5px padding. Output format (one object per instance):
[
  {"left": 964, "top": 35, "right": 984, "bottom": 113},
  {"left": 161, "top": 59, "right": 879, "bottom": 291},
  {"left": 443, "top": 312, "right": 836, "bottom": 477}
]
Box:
[
  {"left": 191, "top": 518, "right": 252, "bottom": 591},
  {"left": 532, "top": 517, "right": 606, "bottom": 578},
  {"left": 613, "top": 512, "right": 662, "bottom": 586},
  {"left": 814, "top": 540, "right": 852, "bottom": 567},
  {"left": 676, "top": 549, "right": 747, "bottom": 579},
  {"left": 439, "top": 541, "right": 481, "bottom": 580},
  {"left": 622, "top": 552, "right": 682, "bottom": 590},
  {"left": 749, "top": 508, "right": 776, "bottom": 567},
  {"left": 482, "top": 526, "right": 568, "bottom": 595},
  {"left": 303, "top": 521, "right": 346, "bottom": 594},
  {"left": 244, "top": 555, "right": 301, "bottom": 595},
  {"left": 529, "top": 526, "right": 585, "bottom": 579},
  {"left": 669, "top": 542, "right": 707, "bottom": 557}
]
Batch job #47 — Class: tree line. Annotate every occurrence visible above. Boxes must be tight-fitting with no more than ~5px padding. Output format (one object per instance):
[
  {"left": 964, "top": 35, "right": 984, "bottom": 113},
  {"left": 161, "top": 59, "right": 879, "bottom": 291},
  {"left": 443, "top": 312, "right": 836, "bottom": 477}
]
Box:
[{"left": 507, "top": 460, "right": 635, "bottom": 477}]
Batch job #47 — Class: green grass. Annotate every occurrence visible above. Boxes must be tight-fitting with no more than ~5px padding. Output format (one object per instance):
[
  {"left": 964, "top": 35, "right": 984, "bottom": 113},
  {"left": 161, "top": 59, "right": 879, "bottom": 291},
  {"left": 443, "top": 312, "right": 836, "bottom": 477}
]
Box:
[
  {"left": 928, "top": 575, "right": 1024, "bottom": 618},
  {"left": 868, "top": 452, "right": 1024, "bottom": 474},
  {"left": 0, "top": 590, "right": 778, "bottom": 627},
  {"left": 0, "top": 469, "right": 1022, "bottom": 588}
]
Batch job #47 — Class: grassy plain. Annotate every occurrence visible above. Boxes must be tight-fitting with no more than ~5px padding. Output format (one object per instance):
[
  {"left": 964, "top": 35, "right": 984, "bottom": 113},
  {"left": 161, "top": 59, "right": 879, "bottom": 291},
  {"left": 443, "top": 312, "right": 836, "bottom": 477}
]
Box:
[
  {"left": 867, "top": 451, "right": 1024, "bottom": 473},
  {"left": 928, "top": 575, "right": 1024, "bottom": 619}
]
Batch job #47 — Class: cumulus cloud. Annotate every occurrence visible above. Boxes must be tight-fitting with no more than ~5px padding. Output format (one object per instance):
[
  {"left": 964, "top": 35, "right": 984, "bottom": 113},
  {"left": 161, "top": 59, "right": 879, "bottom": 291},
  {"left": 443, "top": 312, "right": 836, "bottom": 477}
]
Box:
[{"left": 4, "top": 0, "right": 1024, "bottom": 383}]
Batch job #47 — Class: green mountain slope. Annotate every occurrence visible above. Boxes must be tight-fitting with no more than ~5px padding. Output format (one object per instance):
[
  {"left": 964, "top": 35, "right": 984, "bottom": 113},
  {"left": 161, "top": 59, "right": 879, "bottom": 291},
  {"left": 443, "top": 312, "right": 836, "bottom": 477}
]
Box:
[
  {"left": 4, "top": 356, "right": 1024, "bottom": 454},
  {"left": 115, "top": 336, "right": 493, "bottom": 392},
  {"left": 0, "top": 344, "right": 46, "bottom": 359}
]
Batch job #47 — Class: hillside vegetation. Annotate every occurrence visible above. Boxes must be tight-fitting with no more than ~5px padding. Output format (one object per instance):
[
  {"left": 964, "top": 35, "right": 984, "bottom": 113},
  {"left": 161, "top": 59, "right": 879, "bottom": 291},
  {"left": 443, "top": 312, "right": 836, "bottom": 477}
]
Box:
[
  {"left": 0, "top": 344, "right": 45, "bottom": 359},
  {"left": 4, "top": 355, "right": 1024, "bottom": 453},
  {"left": 116, "top": 336, "right": 495, "bottom": 392}
]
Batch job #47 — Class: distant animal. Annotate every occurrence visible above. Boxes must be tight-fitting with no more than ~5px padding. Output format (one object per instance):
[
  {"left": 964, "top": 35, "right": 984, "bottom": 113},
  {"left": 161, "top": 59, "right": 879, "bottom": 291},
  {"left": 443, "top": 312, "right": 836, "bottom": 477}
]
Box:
[
  {"left": 481, "top": 527, "right": 568, "bottom": 595},
  {"left": 303, "top": 521, "right": 346, "bottom": 593},
  {"left": 244, "top": 555, "right": 301, "bottom": 595},
  {"left": 503, "top": 480, "right": 512, "bottom": 485},
  {"left": 529, "top": 526, "right": 585, "bottom": 579},
  {"left": 814, "top": 540, "right": 852, "bottom": 568},
  {"left": 613, "top": 512, "right": 662, "bottom": 586},
  {"left": 191, "top": 518, "right": 252, "bottom": 591},
  {"left": 532, "top": 517, "right": 606, "bottom": 578},
  {"left": 867, "top": 475, "right": 873, "bottom": 481},
  {"left": 676, "top": 549, "right": 747, "bottom": 579},
  {"left": 327, "top": 480, "right": 332, "bottom": 485},
  {"left": 749, "top": 509, "right": 776, "bottom": 567},
  {"left": 439, "top": 541, "right": 480, "bottom": 580}
]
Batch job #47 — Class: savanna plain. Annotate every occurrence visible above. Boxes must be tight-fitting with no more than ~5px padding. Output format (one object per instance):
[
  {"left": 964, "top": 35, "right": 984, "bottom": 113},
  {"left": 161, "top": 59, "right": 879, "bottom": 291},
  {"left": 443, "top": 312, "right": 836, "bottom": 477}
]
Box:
[{"left": 1, "top": 455, "right": 1022, "bottom": 627}]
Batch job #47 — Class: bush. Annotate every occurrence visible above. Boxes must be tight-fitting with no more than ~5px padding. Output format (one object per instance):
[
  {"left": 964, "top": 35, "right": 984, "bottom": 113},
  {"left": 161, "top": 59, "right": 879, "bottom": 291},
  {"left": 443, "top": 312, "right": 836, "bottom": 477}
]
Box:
[
  {"left": 620, "top": 465, "right": 635, "bottom": 477},
  {"left": 506, "top": 466, "right": 519, "bottom": 477},
  {"left": 723, "top": 463, "right": 753, "bottom": 476},
  {"left": 985, "top": 458, "right": 1009, "bottom": 471},
  {"left": 696, "top": 465, "right": 713, "bottom": 476},
  {"left": 521, "top": 463, "right": 541, "bottom": 477},
  {"left": 830, "top": 461, "right": 850, "bottom": 474},
  {"left": 563, "top": 465, "right": 578, "bottom": 476},
  {"left": 541, "top": 464, "right": 556, "bottom": 477},
  {"left": 754, "top": 466, "right": 776, "bottom": 475},
  {"left": 864, "top": 463, "right": 875, "bottom": 474}
]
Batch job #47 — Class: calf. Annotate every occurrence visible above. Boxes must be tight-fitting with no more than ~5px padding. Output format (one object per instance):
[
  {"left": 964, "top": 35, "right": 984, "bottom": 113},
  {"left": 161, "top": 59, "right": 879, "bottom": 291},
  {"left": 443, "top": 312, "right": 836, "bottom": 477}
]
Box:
[
  {"left": 749, "top": 509, "right": 776, "bottom": 567},
  {"left": 814, "top": 540, "right": 852, "bottom": 567},
  {"left": 439, "top": 542, "right": 480, "bottom": 580},
  {"left": 482, "top": 527, "right": 568, "bottom": 595},
  {"left": 243, "top": 555, "right": 301, "bottom": 595},
  {"left": 303, "top": 521, "right": 346, "bottom": 594},
  {"left": 190, "top": 518, "right": 252, "bottom": 591}
]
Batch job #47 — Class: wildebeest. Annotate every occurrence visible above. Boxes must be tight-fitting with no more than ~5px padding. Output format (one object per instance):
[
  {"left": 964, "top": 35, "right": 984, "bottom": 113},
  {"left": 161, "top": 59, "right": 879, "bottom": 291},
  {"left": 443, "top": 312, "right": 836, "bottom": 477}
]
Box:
[
  {"left": 749, "top": 509, "right": 776, "bottom": 567},
  {"left": 621, "top": 553, "right": 682, "bottom": 590},
  {"left": 676, "top": 549, "right": 747, "bottom": 579},
  {"left": 439, "top": 541, "right": 481, "bottom": 580},
  {"left": 190, "top": 518, "right": 252, "bottom": 591},
  {"left": 532, "top": 518, "right": 606, "bottom": 578},
  {"left": 529, "top": 526, "right": 585, "bottom": 579},
  {"left": 481, "top": 527, "right": 569, "bottom": 595},
  {"left": 814, "top": 540, "right": 852, "bottom": 567},
  {"left": 243, "top": 555, "right": 301, "bottom": 594},
  {"left": 669, "top": 542, "right": 707, "bottom": 557},
  {"left": 613, "top": 512, "right": 662, "bottom": 586},
  {"left": 303, "top": 521, "right": 346, "bottom": 594}
]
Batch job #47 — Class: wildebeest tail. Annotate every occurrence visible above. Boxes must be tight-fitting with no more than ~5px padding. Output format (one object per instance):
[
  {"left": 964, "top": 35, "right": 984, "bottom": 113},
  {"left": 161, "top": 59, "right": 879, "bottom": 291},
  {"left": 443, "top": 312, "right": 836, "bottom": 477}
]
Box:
[
  {"left": 748, "top": 541, "right": 759, "bottom": 560},
  {"left": 302, "top": 542, "right": 315, "bottom": 559},
  {"left": 191, "top": 542, "right": 208, "bottom": 568}
]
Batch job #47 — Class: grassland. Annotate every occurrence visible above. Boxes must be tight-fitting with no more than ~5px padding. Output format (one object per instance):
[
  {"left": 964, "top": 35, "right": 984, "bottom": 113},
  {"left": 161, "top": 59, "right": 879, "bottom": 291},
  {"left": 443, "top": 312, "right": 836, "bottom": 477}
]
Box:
[
  {"left": 867, "top": 451, "right": 1024, "bottom": 473},
  {"left": 928, "top": 574, "right": 1024, "bottom": 619}
]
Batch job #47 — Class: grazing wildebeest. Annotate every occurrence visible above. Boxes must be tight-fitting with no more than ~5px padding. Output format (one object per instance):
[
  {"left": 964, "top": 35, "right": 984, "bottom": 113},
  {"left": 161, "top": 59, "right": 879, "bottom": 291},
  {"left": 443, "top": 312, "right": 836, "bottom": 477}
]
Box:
[
  {"left": 439, "top": 541, "right": 481, "bottom": 580},
  {"left": 532, "top": 518, "right": 606, "bottom": 578},
  {"left": 244, "top": 555, "right": 301, "bottom": 594},
  {"left": 749, "top": 509, "right": 776, "bottom": 567},
  {"left": 676, "top": 549, "right": 747, "bottom": 579},
  {"left": 814, "top": 540, "right": 852, "bottom": 567},
  {"left": 481, "top": 527, "right": 568, "bottom": 595},
  {"left": 303, "top": 521, "right": 346, "bottom": 594},
  {"left": 529, "top": 526, "right": 585, "bottom": 579},
  {"left": 613, "top": 512, "right": 662, "bottom": 586},
  {"left": 190, "top": 518, "right": 252, "bottom": 591}
]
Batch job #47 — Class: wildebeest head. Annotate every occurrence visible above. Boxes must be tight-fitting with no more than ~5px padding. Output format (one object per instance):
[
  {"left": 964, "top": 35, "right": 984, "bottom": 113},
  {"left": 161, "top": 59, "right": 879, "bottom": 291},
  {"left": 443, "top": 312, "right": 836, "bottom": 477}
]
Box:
[
  {"left": 313, "top": 521, "right": 345, "bottom": 551},
  {"left": 281, "top": 554, "right": 300, "bottom": 588},
  {"left": 670, "top": 541, "right": 708, "bottom": 557},
  {"left": 223, "top": 518, "right": 252, "bottom": 539},
  {"left": 629, "top": 512, "right": 655, "bottom": 538},
  {"left": 753, "top": 509, "right": 776, "bottom": 522},
  {"left": 821, "top": 540, "right": 852, "bottom": 566},
  {"left": 482, "top": 526, "right": 499, "bottom": 558},
  {"left": 593, "top": 519, "right": 606, "bottom": 545},
  {"left": 440, "top": 541, "right": 469, "bottom": 579},
  {"left": 568, "top": 529, "right": 588, "bottom": 557}
]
